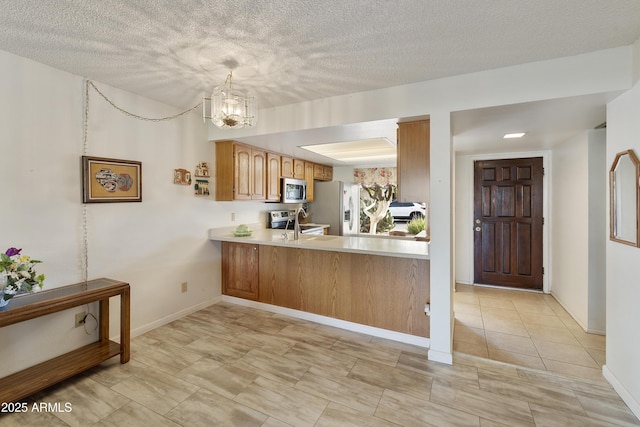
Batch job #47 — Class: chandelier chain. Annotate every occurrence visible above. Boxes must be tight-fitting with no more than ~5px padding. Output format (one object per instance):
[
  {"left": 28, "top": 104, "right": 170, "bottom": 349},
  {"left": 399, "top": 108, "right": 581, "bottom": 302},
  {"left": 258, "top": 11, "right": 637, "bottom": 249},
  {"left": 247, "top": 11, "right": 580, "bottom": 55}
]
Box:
[{"left": 87, "top": 80, "right": 201, "bottom": 122}]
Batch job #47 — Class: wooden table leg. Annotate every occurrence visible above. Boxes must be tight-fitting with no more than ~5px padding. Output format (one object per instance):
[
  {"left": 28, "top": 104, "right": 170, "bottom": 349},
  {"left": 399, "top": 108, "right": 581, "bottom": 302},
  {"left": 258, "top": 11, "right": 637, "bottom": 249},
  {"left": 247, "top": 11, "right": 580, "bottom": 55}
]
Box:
[
  {"left": 120, "top": 287, "right": 130, "bottom": 363},
  {"left": 99, "top": 298, "right": 109, "bottom": 344}
]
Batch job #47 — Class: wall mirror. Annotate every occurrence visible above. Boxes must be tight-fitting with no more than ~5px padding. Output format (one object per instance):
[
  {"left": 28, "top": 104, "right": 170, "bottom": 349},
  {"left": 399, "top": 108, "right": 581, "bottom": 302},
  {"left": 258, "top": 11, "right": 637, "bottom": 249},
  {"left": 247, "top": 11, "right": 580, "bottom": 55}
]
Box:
[{"left": 610, "top": 149, "right": 640, "bottom": 246}]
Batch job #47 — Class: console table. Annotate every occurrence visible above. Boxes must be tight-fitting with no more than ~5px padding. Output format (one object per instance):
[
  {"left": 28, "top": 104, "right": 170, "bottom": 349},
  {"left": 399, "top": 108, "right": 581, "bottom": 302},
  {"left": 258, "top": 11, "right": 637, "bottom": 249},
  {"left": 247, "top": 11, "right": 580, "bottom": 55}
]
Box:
[{"left": 0, "top": 278, "right": 130, "bottom": 403}]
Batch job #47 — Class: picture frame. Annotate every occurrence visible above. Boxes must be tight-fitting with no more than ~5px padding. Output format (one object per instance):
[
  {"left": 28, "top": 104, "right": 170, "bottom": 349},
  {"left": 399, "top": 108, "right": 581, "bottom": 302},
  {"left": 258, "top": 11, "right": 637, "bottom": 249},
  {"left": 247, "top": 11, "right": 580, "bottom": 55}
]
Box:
[{"left": 82, "top": 156, "right": 142, "bottom": 203}]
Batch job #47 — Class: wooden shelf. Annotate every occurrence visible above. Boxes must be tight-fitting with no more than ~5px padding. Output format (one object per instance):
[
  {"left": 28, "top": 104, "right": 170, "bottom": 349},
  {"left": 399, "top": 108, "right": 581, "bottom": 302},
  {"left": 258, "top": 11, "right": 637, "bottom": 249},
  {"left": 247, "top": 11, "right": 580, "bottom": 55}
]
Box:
[{"left": 0, "top": 278, "right": 130, "bottom": 403}]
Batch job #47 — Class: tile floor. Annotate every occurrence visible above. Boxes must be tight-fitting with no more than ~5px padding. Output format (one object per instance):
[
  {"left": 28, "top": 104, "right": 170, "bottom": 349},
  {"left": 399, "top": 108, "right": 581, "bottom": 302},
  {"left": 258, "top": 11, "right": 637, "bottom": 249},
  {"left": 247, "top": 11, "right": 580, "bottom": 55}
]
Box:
[
  {"left": 1, "top": 301, "right": 638, "bottom": 426},
  {"left": 454, "top": 283, "right": 607, "bottom": 381}
]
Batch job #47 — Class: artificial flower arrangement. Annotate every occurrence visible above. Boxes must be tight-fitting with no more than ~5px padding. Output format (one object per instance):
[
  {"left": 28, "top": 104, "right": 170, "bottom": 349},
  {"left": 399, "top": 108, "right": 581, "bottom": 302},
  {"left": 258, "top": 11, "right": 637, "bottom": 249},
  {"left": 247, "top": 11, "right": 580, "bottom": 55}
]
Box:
[{"left": 0, "top": 247, "right": 45, "bottom": 303}]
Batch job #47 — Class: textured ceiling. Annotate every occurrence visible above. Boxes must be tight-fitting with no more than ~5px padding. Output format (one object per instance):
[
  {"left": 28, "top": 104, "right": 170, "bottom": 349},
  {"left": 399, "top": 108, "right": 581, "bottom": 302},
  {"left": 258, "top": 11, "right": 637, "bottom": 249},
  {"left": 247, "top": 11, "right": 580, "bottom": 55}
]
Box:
[{"left": 1, "top": 0, "right": 640, "bottom": 110}]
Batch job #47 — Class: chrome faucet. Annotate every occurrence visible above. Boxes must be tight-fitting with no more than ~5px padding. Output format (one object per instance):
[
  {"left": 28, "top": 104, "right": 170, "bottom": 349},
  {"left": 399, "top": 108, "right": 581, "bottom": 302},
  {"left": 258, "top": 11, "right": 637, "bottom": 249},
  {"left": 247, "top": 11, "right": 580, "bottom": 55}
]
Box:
[{"left": 294, "top": 206, "right": 308, "bottom": 240}]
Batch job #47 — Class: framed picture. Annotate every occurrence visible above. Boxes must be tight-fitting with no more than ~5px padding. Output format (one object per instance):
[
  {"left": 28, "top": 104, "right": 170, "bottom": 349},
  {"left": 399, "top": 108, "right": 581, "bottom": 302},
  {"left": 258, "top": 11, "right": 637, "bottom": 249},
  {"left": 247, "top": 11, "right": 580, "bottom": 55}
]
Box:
[{"left": 82, "top": 156, "right": 142, "bottom": 203}]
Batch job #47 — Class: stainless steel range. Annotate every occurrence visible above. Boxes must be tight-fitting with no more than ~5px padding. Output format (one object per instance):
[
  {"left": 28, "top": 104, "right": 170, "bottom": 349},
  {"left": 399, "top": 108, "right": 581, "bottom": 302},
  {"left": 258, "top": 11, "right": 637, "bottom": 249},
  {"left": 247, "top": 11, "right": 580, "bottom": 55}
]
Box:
[{"left": 268, "top": 210, "right": 325, "bottom": 235}]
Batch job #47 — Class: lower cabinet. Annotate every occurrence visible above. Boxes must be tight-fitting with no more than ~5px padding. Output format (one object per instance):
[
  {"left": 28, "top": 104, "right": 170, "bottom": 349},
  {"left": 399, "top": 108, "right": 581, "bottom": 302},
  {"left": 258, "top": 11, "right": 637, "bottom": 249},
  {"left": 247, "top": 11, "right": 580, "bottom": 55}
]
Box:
[{"left": 222, "top": 242, "right": 259, "bottom": 300}]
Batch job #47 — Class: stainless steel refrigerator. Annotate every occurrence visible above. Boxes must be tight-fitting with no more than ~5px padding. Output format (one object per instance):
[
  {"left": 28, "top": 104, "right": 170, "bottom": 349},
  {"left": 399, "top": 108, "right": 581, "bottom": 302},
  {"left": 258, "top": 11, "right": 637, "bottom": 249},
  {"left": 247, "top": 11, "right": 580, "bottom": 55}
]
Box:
[{"left": 311, "top": 181, "right": 360, "bottom": 235}]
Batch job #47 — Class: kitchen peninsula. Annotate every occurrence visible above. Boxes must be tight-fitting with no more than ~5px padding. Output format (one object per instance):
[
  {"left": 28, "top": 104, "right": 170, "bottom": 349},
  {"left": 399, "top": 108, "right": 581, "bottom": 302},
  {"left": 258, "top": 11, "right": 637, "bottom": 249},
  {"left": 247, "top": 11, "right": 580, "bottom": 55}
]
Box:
[{"left": 209, "top": 228, "right": 430, "bottom": 344}]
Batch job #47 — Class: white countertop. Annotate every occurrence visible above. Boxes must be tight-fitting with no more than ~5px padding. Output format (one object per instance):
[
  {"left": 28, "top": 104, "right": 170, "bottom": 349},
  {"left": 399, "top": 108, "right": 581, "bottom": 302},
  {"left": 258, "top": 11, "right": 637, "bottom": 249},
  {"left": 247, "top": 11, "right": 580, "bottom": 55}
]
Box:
[{"left": 208, "top": 227, "right": 429, "bottom": 260}]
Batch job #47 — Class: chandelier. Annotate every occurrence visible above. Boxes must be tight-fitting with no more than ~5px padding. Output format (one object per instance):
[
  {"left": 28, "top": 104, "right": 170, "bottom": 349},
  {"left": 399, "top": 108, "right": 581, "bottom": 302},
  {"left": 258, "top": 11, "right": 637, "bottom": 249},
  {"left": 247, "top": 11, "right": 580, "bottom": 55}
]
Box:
[{"left": 203, "top": 71, "right": 257, "bottom": 129}]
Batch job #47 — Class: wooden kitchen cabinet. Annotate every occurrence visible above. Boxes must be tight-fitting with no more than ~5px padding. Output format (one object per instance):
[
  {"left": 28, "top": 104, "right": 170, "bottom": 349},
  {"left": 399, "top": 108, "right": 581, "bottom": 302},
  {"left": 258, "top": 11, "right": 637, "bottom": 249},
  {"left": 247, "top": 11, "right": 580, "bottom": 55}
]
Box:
[
  {"left": 222, "top": 242, "right": 259, "bottom": 300},
  {"left": 266, "top": 152, "right": 281, "bottom": 201},
  {"left": 293, "top": 159, "right": 305, "bottom": 179},
  {"left": 281, "top": 156, "right": 294, "bottom": 178},
  {"left": 397, "top": 119, "right": 430, "bottom": 202},
  {"left": 215, "top": 140, "right": 266, "bottom": 201},
  {"left": 313, "top": 163, "right": 333, "bottom": 181},
  {"left": 304, "top": 161, "right": 315, "bottom": 201}
]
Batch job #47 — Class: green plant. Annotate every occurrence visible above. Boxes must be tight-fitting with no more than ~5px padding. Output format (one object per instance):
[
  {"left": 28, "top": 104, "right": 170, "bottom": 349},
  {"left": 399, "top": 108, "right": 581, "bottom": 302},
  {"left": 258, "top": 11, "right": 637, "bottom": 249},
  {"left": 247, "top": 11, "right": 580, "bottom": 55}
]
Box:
[{"left": 406, "top": 217, "right": 426, "bottom": 235}]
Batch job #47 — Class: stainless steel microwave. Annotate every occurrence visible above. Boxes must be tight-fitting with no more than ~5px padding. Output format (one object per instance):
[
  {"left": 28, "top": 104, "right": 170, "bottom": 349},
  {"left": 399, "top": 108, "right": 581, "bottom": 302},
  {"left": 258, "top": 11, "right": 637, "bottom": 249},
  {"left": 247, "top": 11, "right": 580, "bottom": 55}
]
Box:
[{"left": 281, "top": 178, "right": 307, "bottom": 203}]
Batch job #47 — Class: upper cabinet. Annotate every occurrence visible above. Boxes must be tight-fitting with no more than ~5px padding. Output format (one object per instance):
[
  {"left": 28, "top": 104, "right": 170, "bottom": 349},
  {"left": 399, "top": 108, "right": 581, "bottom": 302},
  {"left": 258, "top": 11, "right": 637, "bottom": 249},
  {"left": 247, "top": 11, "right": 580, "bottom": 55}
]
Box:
[
  {"left": 266, "top": 153, "right": 281, "bottom": 202},
  {"left": 397, "top": 120, "right": 430, "bottom": 202},
  {"left": 293, "top": 159, "right": 305, "bottom": 179},
  {"left": 313, "top": 163, "right": 333, "bottom": 181},
  {"left": 304, "top": 161, "right": 315, "bottom": 202},
  {"left": 215, "top": 140, "right": 266, "bottom": 201},
  {"left": 281, "top": 156, "right": 294, "bottom": 178}
]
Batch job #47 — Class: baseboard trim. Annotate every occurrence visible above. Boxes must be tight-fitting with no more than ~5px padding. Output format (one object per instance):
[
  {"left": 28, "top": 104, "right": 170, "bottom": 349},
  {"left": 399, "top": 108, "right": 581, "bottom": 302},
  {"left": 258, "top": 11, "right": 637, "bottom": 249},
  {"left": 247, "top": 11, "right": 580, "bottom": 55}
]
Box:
[
  {"left": 428, "top": 349, "right": 453, "bottom": 364},
  {"left": 121, "top": 296, "right": 222, "bottom": 340},
  {"left": 222, "top": 296, "right": 430, "bottom": 348},
  {"left": 603, "top": 364, "right": 640, "bottom": 420}
]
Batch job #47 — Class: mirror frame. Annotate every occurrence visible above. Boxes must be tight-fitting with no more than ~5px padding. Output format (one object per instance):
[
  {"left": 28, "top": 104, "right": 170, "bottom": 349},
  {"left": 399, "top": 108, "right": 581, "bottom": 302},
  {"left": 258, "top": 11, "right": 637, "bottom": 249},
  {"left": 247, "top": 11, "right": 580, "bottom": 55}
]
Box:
[{"left": 610, "top": 149, "right": 640, "bottom": 247}]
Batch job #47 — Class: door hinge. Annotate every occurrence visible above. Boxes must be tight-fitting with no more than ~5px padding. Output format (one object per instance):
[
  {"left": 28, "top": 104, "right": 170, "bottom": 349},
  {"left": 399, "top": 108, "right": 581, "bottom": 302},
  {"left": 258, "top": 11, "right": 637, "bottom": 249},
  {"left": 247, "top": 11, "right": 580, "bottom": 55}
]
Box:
[
  {"left": 542, "top": 167, "right": 545, "bottom": 175},
  {"left": 542, "top": 267, "right": 545, "bottom": 275},
  {"left": 542, "top": 217, "right": 545, "bottom": 225}
]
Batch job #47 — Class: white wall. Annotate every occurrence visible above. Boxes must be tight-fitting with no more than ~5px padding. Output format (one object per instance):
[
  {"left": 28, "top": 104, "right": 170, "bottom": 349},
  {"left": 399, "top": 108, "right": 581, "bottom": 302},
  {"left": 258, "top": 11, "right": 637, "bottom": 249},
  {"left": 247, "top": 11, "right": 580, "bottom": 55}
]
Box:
[
  {"left": 604, "top": 77, "right": 640, "bottom": 418},
  {"left": 0, "top": 49, "right": 271, "bottom": 376},
  {"left": 550, "top": 130, "right": 606, "bottom": 333}
]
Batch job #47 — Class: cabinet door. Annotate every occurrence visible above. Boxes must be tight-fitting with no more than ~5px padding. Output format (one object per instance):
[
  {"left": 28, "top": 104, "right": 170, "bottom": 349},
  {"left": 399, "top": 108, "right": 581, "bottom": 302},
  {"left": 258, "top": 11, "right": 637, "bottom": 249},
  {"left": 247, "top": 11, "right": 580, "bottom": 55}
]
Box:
[
  {"left": 323, "top": 165, "right": 333, "bottom": 181},
  {"left": 251, "top": 149, "right": 267, "bottom": 200},
  {"left": 313, "top": 163, "right": 325, "bottom": 180},
  {"left": 397, "top": 120, "right": 430, "bottom": 202},
  {"left": 304, "top": 161, "right": 315, "bottom": 202},
  {"left": 234, "top": 144, "right": 252, "bottom": 200},
  {"left": 293, "top": 159, "right": 305, "bottom": 179},
  {"left": 281, "top": 156, "right": 294, "bottom": 178},
  {"left": 266, "top": 153, "right": 281, "bottom": 201},
  {"left": 222, "top": 242, "right": 259, "bottom": 300}
]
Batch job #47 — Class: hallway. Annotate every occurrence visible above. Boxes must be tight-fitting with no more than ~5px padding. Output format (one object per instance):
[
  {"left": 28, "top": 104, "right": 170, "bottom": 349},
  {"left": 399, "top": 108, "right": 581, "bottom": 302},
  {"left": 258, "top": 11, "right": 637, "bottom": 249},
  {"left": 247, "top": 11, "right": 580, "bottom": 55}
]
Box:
[{"left": 454, "top": 284, "right": 606, "bottom": 382}]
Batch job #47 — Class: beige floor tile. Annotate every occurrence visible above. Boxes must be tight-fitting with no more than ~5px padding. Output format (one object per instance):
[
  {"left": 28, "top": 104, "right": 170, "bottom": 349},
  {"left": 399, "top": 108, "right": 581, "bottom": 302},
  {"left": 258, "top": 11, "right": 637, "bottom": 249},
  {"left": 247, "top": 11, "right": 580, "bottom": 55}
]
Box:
[
  {"left": 482, "top": 317, "right": 529, "bottom": 337},
  {"left": 477, "top": 370, "right": 585, "bottom": 413},
  {"left": 455, "top": 310, "right": 485, "bottom": 329},
  {"left": 32, "top": 376, "right": 130, "bottom": 426},
  {"left": 376, "top": 388, "right": 481, "bottom": 427},
  {"left": 559, "top": 315, "right": 586, "bottom": 332},
  {"left": 572, "top": 330, "right": 606, "bottom": 351},
  {"left": 177, "top": 358, "right": 258, "bottom": 399},
  {"left": 331, "top": 337, "right": 401, "bottom": 367},
  {"left": 487, "top": 348, "right": 546, "bottom": 370},
  {"left": 455, "top": 340, "right": 489, "bottom": 359},
  {"left": 485, "top": 331, "right": 538, "bottom": 356},
  {"left": 512, "top": 300, "right": 557, "bottom": 316},
  {"left": 234, "top": 376, "right": 329, "bottom": 427},
  {"left": 455, "top": 292, "right": 480, "bottom": 305},
  {"left": 234, "top": 348, "right": 310, "bottom": 385},
  {"left": 479, "top": 296, "right": 517, "bottom": 310},
  {"left": 430, "top": 379, "right": 536, "bottom": 426},
  {"left": 348, "top": 359, "right": 432, "bottom": 401},
  {"left": 534, "top": 339, "right": 599, "bottom": 368},
  {"left": 184, "top": 336, "right": 252, "bottom": 364},
  {"left": 518, "top": 311, "right": 567, "bottom": 328},
  {"left": 283, "top": 342, "right": 357, "bottom": 376},
  {"left": 0, "top": 407, "right": 70, "bottom": 427},
  {"left": 481, "top": 306, "right": 523, "bottom": 321},
  {"left": 455, "top": 301, "right": 483, "bottom": 316},
  {"left": 277, "top": 324, "right": 340, "bottom": 348},
  {"left": 110, "top": 365, "right": 199, "bottom": 415},
  {"left": 542, "top": 359, "right": 606, "bottom": 383},
  {"left": 587, "top": 348, "right": 606, "bottom": 367},
  {"left": 529, "top": 403, "right": 622, "bottom": 427},
  {"left": 315, "top": 402, "right": 399, "bottom": 427},
  {"left": 131, "top": 335, "right": 203, "bottom": 375},
  {"left": 525, "top": 324, "right": 581, "bottom": 346},
  {"left": 167, "top": 387, "right": 268, "bottom": 427},
  {"left": 295, "top": 368, "right": 383, "bottom": 415},
  {"left": 574, "top": 390, "right": 640, "bottom": 426},
  {"left": 93, "top": 401, "right": 182, "bottom": 427},
  {"left": 454, "top": 324, "right": 487, "bottom": 346}
]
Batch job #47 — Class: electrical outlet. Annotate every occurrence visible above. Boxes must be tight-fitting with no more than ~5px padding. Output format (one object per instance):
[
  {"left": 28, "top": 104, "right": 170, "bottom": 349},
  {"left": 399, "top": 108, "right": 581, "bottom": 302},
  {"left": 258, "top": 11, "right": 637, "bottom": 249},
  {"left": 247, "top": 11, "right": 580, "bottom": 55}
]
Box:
[
  {"left": 181, "top": 282, "right": 188, "bottom": 293},
  {"left": 75, "top": 311, "right": 86, "bottom": 328},
  {"left": 231, "top": 212, "right": 236, "bottom": 221}
]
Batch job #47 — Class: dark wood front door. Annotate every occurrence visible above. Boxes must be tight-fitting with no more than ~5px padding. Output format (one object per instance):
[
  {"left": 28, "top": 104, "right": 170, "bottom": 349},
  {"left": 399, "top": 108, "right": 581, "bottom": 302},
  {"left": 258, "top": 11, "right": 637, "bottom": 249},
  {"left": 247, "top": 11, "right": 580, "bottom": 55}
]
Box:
[{"left": 473, "top": 157, "right": 543, "bottom": 290}]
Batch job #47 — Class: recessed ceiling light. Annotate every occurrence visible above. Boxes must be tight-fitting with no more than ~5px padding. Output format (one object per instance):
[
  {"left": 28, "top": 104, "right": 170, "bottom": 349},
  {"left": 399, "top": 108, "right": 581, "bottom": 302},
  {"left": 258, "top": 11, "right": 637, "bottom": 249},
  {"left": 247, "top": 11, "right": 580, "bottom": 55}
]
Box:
[
  {"left": 300, "top": 138, "right": 396, "bottom": 165},
  {"left": 503, "top": 132, "right": 526, "bottom": 139}
]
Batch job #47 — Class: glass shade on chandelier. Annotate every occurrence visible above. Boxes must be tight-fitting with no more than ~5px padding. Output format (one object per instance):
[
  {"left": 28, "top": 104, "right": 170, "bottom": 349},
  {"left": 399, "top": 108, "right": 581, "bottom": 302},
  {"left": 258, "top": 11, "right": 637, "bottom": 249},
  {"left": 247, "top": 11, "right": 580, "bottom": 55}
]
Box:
[{"left": 203, "top": 71, "right": 257, "bottom": 129}]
